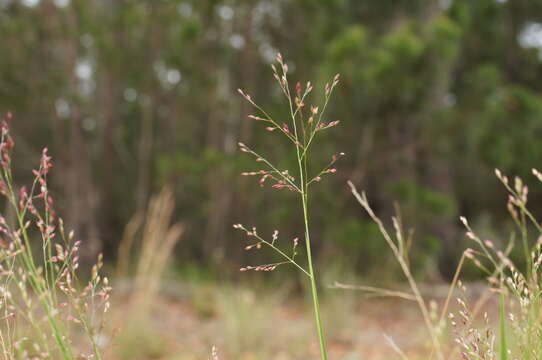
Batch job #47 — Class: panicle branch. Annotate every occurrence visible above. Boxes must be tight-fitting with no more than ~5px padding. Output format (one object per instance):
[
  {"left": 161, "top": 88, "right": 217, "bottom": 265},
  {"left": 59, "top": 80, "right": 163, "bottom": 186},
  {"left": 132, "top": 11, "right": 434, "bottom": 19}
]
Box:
[{"left": 233, "top": 224, "right": 307, "bottom": 276}]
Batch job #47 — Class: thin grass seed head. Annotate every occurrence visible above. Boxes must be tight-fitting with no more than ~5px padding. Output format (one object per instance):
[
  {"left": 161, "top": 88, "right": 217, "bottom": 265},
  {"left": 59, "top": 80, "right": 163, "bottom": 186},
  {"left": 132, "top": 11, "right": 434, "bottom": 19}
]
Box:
[{"left": 0, "top": 114, "right": 112, "bottom": 359}]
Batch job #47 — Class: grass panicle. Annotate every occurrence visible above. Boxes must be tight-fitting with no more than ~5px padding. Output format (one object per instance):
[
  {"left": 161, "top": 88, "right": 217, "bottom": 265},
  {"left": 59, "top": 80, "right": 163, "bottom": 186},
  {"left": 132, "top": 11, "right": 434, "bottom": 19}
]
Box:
[
  {"left": 0, "top": 115, "right": 111, "bottom": 360},
  {"left": 235, "top": 53, "right": 342, "bottom": 360}
]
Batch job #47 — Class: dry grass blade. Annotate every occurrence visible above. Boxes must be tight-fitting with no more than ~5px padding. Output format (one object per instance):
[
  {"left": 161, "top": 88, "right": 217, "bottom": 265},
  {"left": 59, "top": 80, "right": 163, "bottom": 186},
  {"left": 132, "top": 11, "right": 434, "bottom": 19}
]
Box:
[
  {"left": 116, "top": 185, "right": 183, "bottom": 318},
  {"left": 384, "top": 334, "right": 409, "bottom": 360},
  {"left": 210, "top": 346, "right": 219, "bottom": 360},
  {"left": 347, "top": 180, "right": 445, "bottom": 360},
  {"left": 113, "top": 186, "right": 184, "bottom": 359},
  {"left": 331, "top": 281, "right": 417, "bottom": 301},
  {"left": 116, "top": 213, "right": 143, "bottom": 279}
]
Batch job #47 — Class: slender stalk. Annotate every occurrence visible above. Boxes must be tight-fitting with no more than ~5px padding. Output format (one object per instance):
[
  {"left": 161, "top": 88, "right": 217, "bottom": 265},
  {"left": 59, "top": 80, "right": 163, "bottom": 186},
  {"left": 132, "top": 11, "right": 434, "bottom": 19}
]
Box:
[
  {"left": 236, "top": 54, "right": 338, "bottom": 360},
  {"left": 301, "top": 191, "right": 328, "bottom": 359},
  {"left": 289, "top": 75, "right": 328, "bottom": 359},
  {"left": 348, "top": 183, "right": 444, "bottom": 360},
  {"left": 297, "top": 133, "right": 328, "bottom": 359}
]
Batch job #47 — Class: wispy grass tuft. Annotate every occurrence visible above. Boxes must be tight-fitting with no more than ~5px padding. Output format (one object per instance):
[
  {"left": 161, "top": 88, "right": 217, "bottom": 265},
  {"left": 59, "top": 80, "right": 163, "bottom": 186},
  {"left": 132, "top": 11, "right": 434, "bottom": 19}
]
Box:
[
  {"left": 346, "top": 165, "right": 542, "bottom": 359},
  {"left": 0, "top": 114, "right": 111, "bottom": 360},
  {"left": 114, "top": 185, "right": 183, "bottom": 360}
]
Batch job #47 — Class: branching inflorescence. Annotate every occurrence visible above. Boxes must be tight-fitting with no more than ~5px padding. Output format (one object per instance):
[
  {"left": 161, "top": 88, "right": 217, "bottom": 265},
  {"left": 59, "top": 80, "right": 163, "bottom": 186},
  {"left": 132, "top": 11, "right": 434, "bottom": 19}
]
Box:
[
  {"left": 0, "top": 114, "right": 111, "bottom": 360},
  {"left": 234, "top": 53, "right": 342, "bottom": 360}
]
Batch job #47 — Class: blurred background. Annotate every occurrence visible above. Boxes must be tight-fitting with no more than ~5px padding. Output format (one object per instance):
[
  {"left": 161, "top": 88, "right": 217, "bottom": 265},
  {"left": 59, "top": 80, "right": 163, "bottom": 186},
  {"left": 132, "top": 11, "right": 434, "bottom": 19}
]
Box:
[
  {"left": 3, "top": 0, "right": 542, "bottom": 280},
  {"left": 3, "top": 0, "right": 542, "bottom": 358},
  {"left": 2, "top": 0, "right": 542, "bottom": 278}
]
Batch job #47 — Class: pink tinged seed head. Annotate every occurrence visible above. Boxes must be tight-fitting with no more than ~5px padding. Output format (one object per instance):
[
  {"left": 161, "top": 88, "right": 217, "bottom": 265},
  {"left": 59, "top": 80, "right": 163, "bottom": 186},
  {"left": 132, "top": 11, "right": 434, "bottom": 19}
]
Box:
[
  {"left": 533, "top": 168, "right": 542, "bottom": 181},
  {"left": 238, "top": 142, "right": 249, "bottom": 152},
  {"left": 259, "top": 174, "right": 271, "bottom": 186},
  {"left": 266, "top": 127, "right": 276, "bottom": 132},
  {"left": 333, "top": 73, "right": 340, "bottom": 84},
  {"left": 237, "top": 89, "right": 251, "bottom": 101},
  {"left": 508, "top": 194, "right": 517, "bottom": 206},
  {"left": 282, "top": 123, "right": 289, "bottom": 133}
]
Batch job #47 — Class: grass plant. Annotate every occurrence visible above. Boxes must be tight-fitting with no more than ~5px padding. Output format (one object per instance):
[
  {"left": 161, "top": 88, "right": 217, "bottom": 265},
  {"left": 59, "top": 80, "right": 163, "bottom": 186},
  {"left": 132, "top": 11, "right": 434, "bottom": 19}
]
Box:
[
  {"left": 346, "top": 166, "right": 542, "bottom": 360},
  {"left": 234, "top": 53, "right": 342, "bottom": 360},
  {"left": 114, "top": 186, "right": 183, "bottom": 360},
  {"left": 0, "top": 115, "right": 110, "bottom": 360}
]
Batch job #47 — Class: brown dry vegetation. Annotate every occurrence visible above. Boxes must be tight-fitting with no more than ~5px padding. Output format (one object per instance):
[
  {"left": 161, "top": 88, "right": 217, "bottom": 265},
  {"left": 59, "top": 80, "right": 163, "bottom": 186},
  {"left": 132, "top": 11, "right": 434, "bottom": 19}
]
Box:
[{"left": 108, "top": 281, "right": 498, "bottom": 360}]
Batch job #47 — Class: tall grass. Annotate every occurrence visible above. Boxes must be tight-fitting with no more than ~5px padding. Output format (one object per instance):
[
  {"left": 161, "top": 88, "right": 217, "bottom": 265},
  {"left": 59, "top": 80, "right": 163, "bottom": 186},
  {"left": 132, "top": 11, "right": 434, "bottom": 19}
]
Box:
[
  {"left": 347, "top": 182, "right": 446, "bottom": 360},
  {"left": 114, "top": 186, "right": 183, "bottom": 359},
  {"left": 122, "top": 185, "right": 183, "bottom": 315},
  {"left": 0, "top": 115, "right": 110, "bottom": 359},
  {"left": 346, "top": 166, "right": 542, "bottom": 359},
  {"left": 234, "top": 53, "right": 341, "bottom": 360}
]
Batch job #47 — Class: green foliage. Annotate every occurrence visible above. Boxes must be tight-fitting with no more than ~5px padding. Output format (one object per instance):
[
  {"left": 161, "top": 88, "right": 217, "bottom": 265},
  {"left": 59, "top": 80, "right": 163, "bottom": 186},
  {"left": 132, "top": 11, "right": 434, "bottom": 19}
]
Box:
[
  {"left": 2, "top": 0, "right": 542, "bottom": 279},
  {"left": 428, "top": 15, "right": 462, "bottom": 58},
  {"left": 332, "top": 219, "right": 381, "bottom": 266},
  {"left": 390, "top": 179, "right": 457, "bottom": 218},
  {"left": 328, "top": 25, "right": 368, "bottom": 60}
]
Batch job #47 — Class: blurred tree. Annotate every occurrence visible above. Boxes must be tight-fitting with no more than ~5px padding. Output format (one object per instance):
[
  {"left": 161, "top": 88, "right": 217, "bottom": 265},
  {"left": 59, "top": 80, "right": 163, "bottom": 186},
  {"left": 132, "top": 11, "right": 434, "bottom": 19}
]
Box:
[{"left": 0, "top": 0, "right": 542, "bottom": 278}]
